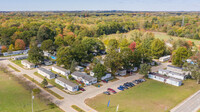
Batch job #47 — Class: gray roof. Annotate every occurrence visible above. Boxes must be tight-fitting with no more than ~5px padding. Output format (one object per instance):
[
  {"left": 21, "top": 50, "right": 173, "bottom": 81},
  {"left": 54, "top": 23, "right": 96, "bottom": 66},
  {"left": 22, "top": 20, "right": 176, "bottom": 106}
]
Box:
[
  {"left": 159, "top": 69, "right": 186, "bottom": 76},
  {"left": 72, "top": 71, "right": 96, "bottom": 81},
  {"left": 12, "top": 54, "right": 28, "bottom": 58},
  {"left": 53, "top": 65, "right": 70, "bottom": 72},
  {"left": 56, "top": 77, "right": 78, "bottom": 87},
  {"left": 167, "top": 77, "right": 182, "bottom": 82},
  {"left": 150, "top": 72, "right": 168, "bottom": 79},
  {"left": 167, "top": 65, "right": 183, "bottom": 70},
  {"left": 38, "top": 67, "right": 55, "bottom": 76}
]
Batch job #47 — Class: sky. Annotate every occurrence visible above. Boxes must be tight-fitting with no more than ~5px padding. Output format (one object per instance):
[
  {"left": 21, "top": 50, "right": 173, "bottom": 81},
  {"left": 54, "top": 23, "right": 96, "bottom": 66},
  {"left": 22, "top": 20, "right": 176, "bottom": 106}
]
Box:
[{"left": 0, "top": 0, "right": 200, "bottom": 11}]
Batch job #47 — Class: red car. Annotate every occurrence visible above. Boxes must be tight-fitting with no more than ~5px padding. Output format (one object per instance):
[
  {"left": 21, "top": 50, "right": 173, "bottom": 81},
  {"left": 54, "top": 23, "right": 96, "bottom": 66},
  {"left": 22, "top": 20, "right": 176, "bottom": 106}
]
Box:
[
  {"left": 107, "top": 88, "right": 117, "bottom": 94},
  {"left": 102, "top": 80, "right": 108, "bottom": 83},
  {"left": 79, "top": 88, "right": 85, "bottom": 91}
]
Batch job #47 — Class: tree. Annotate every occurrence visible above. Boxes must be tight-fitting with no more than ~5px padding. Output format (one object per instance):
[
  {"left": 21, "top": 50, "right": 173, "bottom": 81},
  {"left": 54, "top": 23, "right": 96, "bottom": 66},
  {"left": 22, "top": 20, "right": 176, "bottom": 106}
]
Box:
[
  {"left": 15, "top": 39, "right": 25, "bottom": 50},
  {"left": 27, "top": 46, "right": 44, "bottom": 64},
  {"left": 41, "top": 78, "right": 48, "bottom": 88},
  {"left": 172, "top": 47, "right": 189, "bottom": 67},
  {"left": 1, "top": 45, "right": 7, "bottom": 53},
  {"left": 151, "top": 39, "right": 165, "bottom": 59},
  {"left": 107, "top": 39, "right": 118, "bottom": 51},
  {"left": 70, "top": 59, "right": 78, "bottom": 73},
  {"left": 8, "top": 44, "right": 15, "bottom": 51},
  {"left": 37, "top": 24, "right": 55, "bottom": 42},
  {"left": 129, "top": 41, "right": 136, "bottom": 52},
  {"left": 139, "top": 63, "right": 151, "bottom": 77},
  {"left": 119, "top": 38, "right": 129, "bottom": 48},
  {"left": 41, "top": 39, "right": 54, "bottom": 53},
  {"left": 93, "top": 63, "right": 106, "bottom": 80},
  {"left": 104, "top": 50, "right": 122, "bottom": 74}
]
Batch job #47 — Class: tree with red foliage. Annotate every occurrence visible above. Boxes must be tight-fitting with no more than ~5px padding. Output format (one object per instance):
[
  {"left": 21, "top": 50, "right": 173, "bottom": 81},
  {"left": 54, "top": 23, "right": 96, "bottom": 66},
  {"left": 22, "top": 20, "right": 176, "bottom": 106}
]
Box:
[
  {"left": 129, "top": 41, "right": 136, "bottom": 52},
  {"left": 15, "top": 39, "right": 25, "bottom": 50},
  {"left": 1, "top": 46, "right": 7, "bottom": 53}
]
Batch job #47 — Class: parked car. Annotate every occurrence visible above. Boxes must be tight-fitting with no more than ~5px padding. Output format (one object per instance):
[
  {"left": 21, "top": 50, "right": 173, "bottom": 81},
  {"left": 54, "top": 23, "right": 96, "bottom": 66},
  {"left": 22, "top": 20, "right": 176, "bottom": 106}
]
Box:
[
  {"left": 117, "top": 86, "right": 124, "bottom": 91},
  {"left": 129, "top": 82, "right": 135, "bottom": 87},
  {"left": 139, "top": 79, "right": 146, "bottom": 82},
  {"left": 103, "top": 91, "right": 110, "bottom": 95},
  {"left": 132, "top": 80, "right": 140, "bottom": 84},
  {"left": 79, "top": 88, "right": 85, "bottom": 91},
  {"left": 107, "top": 88, "right": 117, "bottom": 94},
  {"left": 102, "top": 80, "right": 108, "bottom": 83}
]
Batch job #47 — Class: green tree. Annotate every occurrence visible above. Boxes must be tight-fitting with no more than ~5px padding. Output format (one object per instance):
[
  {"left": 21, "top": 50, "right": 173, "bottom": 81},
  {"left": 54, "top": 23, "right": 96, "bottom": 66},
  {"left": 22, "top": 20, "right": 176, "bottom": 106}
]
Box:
[
  {"left": 41, "top": 78, "right": 48, "bottom": 88},
  {"left": 104, "top": 50, "right": 122, "bottom": 74},
  {"left": 41, "top": 39, "right": 54, "bottom": 53},
  {"left": 8, "top": 44, "right": 15, "bottom": 51},
  {"left": 172, "top": 47, "right": 189, "bottom": 67},
  {"left": 70, "top": 59, "right": 78, "bottom": 72},
  {"left": 37, "top": 24, "right": 55, "bottom": 42},
  {"left": 151, "top": 39, "right": 165, "bottom": 59},
  {"left": 27, "top": 46, "right": 44, "bottom": 64},
  {"left": 119, "top": 38, "right": 129, "bottom": 48},
  {"left": 93, "top": 63, "right": 106, "bottom": 80},
  {"left": 107, "top": 39, "right": 119, "bottom": 51},
  {"left": 139, "top": 63, "right": 151, "bottom": 77}
]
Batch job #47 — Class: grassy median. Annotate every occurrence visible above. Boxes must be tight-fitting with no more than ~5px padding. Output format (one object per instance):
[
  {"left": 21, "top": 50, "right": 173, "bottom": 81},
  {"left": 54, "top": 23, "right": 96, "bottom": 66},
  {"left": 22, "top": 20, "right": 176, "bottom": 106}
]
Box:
[{"left": 8, "top": 64, "right": 20, "bottom": 72}]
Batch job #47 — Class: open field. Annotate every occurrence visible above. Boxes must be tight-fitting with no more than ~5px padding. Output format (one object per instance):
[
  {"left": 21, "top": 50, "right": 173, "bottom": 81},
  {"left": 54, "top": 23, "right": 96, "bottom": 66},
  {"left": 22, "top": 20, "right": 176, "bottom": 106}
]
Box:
[
  {"left": 0, "top": 72, "right": 63, "bottom": 112},
  {"left": 85, "top": 79, "right": 200, "bottom": 112}
]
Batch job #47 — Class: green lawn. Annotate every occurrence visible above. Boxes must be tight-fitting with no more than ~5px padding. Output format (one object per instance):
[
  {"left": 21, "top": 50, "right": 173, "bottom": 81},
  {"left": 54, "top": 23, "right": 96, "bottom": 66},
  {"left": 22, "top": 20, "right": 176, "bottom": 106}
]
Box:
[
  {"left": 8, "top": 64, "right": 20, "bottom": 72},
  {"left": 11, "top": 60, "right": 24, "bottom": 68},
  {"left": 0, "top": 72, "right": 63, "bottom": 112},
  {"left": 85, "top": 79, "right": 200, "bottom": 112}
]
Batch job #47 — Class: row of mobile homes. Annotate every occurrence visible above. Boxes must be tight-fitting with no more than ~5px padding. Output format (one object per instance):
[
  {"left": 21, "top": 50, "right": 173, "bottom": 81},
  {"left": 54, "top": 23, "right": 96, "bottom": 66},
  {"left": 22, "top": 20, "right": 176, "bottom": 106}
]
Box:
[
  {"left": 159, "top": 55, "right": 171, "bottom": 62},
  {"left": 55, "top": 77, "right": 78, "bottom": 92},
  {"left": 3, "top": 49, "right": 29, "bottom": 56},
  {"left": 71, "top": 71, "right": 97, "bottom": 85},
  {"left": 21, "top": 60, "right": 35, "bottom": 68},
  {"left": 11, "top": 54, "right": 28, "bottom": 60},
  {"left": 167, "top": 65, "right": 190, "bottom": 75},
  {"left": 158, "top": 69, "right": 187, "bottom": 80},
  {"left": 148, "top": 73, "right": 182, "bottom": 86},
  {"left": 52, "top": 65, "right": 70, "bottom": 76},
  {"left": 37, "top": 67, "right": 56, "bottom": 79}
]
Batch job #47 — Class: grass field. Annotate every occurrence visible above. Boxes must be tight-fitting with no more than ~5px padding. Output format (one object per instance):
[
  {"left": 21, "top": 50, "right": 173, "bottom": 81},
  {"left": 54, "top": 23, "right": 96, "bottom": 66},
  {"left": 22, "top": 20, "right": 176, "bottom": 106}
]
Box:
[
  {"left": 8, "top": 64, "right": 20, "bottom": 72},
  {"left": 85, "top": 79, "right": 200, "bottom": 112},
  {"left": 11, "top": 60, "right": 24, "bottom": 68},
  {"left": 0, "top": 72, "right": 63, "bottom": 112}
]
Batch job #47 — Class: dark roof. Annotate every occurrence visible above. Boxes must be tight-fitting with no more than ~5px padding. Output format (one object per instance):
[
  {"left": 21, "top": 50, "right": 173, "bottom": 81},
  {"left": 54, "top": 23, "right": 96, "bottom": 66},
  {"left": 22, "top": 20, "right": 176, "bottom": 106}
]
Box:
[
  {"left": 38, "top": 67, "right": 55, "bottom": 76},
  {"left": 56, "top": 77, "right": 78, "bottom": 87},
  {"left": 53, "top": 65, "right": 70, "bottom": 72},
  {"left": 150, "top": 72, "right": 168, "bottom": 79}
]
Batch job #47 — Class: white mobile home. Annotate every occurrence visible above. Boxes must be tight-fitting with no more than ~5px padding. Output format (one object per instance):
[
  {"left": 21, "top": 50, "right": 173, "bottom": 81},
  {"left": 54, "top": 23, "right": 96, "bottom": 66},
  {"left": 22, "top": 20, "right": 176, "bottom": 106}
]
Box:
[
  {"left": 11, "top": 54, "right": 28, "bottom": 60},
  {"left": 148, "top": 73, "right": 168, "bottom": 82},
  {"left": 167, "top": 65, "right": 190, "bottom": 75},
  {"left": 52, "top": 65, "right": 70, "bottom": 76},
  {"left": 71, "top": 71, "right": 97, "bottom": 85},
  {"left": 166, "top": 77, "right": 182, "bottom": 86},
  {"left": 37, "top": 68, "right": 56, "bottom": 79},
  {"left": 101, "top": 73, "right": 112, "bottom": 80},
  {"left": 75, "top": 66, "right": 84, "bottom": 72},
  {"left": 55, "top": 77, "right": 79, "bottom": 92},
  {"left": 158, "top": 69, "right": 187, "bottom": 80},
  {"left": 159, "top": 55, "right": 171, "bottom": 62},
  {"left": 116, "top": 70, "right": 127, "bottom": 76},
  {"left": 21, "top": 60, "right": 35, "bottom": 68}
]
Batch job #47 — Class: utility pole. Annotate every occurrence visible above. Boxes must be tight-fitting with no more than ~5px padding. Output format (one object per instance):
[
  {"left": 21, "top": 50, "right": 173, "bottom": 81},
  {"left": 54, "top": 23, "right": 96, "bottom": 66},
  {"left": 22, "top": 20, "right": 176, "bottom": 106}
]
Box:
[
  {"left": 32, "top": 91, "right": 34, "bottom": 112},
  {"left": 182, "top": 16, "right": 184, "bottom": 27}
]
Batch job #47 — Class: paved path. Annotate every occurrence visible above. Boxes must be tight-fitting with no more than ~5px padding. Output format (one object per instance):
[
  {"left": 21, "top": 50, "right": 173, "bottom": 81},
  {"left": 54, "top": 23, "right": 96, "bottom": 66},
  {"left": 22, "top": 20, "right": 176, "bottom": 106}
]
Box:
[
  {"left": 171, "top": 90, "right": 200, "bottom": 112},
  {"left": 1, "top": 59, "right": 170, "bottom": 112}
]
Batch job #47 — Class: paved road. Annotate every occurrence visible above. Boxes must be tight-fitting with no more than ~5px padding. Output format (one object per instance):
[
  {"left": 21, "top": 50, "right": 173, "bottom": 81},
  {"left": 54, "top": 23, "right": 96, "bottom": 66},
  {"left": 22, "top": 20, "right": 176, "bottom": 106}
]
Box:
[
  {"left": 171, "top": 90, "right": 200, "bottom": 112},
  {"left": 1, "top": 59, "right": 170, "bottom": 112}
]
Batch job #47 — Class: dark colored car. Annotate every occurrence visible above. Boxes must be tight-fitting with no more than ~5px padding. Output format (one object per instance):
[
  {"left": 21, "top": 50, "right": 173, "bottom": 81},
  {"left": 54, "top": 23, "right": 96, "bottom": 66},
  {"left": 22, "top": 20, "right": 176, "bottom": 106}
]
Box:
[
  {"left": 102, "top": 80, "right": 108, "bottom": 83},
  {"left": 129, "top": 82, "right": 135, "bottom": 87},
  {"left": 107, "top": 88, "right": 117, "bottom": 94},
  {"left": 139, "top": 79, "right": 146, "bottom": 82},
  {"left": 133, "top": 80, "right": 140, "bottom": 84},
  {"left": 79, "top": 88, "right": 85, "bottom": 91},
  {"left": 103, "top": 91, "right": 110, "bottom": 95},
  {"left": 117, "top": 86, "right": 124, "bottom": 91}
]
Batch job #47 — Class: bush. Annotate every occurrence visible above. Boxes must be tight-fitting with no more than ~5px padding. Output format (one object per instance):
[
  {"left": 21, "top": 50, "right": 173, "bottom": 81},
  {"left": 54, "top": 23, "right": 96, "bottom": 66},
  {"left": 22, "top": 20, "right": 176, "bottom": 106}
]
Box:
[{"left": 33, "top": 88, "right": 41, "bottom": 94}]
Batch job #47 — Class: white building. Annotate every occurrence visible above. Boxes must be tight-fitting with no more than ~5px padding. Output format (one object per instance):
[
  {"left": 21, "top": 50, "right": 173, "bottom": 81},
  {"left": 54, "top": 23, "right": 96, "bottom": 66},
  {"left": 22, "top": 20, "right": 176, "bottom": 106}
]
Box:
[
  {"left": 44, "top": 60, "right": 53, "bottom": 66},
  {"left": 52, "top": 65, "right": 70, "bottom": 76},
  {"left": 158, "top": 69, "right": 187, "bottom": 80},
  {"left": 148, "top": 73, "right": 182, "bottom": 86},
  {"left": 11, "top": 54, "right": 28, "bottom": 60},
  {"left": 3, "top": 49, "right": 29, "bottom": 56},
  {"left": 159, "top": 55, "right": 171, "bottom": 62},
  {"left": 101, "top": 73, "right": 112, "bottom": 80},
  {"left": 55, "top": 77, "right": 79, "bottom": 92},
  {"left": 21, "top": 60, "right": 35, "bottom": 68},
  {"left": 75, "top": 66, "right": 84, "bottom": 72},
  {"left": 166, "top": 77, "right": 182, "bottom": 86},
  {"left": 37, "top": 67, "right": 56, "bottom": 79},
  {"left": 116, "top": 70, "right": 127, "bottom": 76},
  {"left": 167, "top": 65, "right": 190, "bottom": 75},
  {"left": 71, "top": 71, "right": 97, "bottom": 85}
]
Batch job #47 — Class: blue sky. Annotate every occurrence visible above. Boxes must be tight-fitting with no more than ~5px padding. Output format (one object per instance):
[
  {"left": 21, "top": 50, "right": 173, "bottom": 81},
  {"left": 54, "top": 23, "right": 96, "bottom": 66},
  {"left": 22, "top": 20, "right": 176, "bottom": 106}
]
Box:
[{"left": 0, "top": 0, "right": 200, "bottom": 11}]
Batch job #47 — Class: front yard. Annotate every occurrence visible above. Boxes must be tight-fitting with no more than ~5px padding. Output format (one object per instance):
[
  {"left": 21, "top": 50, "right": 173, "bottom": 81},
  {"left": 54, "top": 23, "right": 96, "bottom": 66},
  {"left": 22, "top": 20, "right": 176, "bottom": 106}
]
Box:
[{"left": 85, "top": 79, "right": 200, "bottom": 112}]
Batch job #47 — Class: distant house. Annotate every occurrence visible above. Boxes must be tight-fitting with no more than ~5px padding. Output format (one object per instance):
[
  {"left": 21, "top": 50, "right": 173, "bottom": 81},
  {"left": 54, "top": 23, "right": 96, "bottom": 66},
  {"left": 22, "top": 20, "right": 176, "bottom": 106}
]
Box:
[
  {"left": 37, "top": 67, "right": 56, "bottom": 79},
  {"left": 43, "top": 51, "right": 51, "bottom": 57},
  {"left": 116, "top": 70, "right": 127, "bottom": 76},
  {"left": 101, "top": 73, "right": 112, "bottom": 80},
  {"left": 90, "top": 71, "right": 95, "bottom": 77},
  {"left": 148, "top": 73, "right": 182, "bottom": 86},
  {"left": 3, "top": 49, "right": 29, "bottom": 56},
  {"left": 158, "top": 69, "right": 187, "bottom": 80},
  {"left": 167, "top": 65, "right": 190, "bottom": 75},
  {"left": 11, "top": 54, "right": 28, "bottom": 60},
  {"left": 21, "top": 60, "right": 35, "bottom": 68},
  {"left": 75, "top": 66, "right": 84, "bottom": 72},
  {"left": 52, "top": 65, "right": 70, "bottom": 77},
  {"left": 71, "top": 71, "right": 97, "bottom": 85},
  {"left": 44, "top": 60, "right": 53, "bottom": 66},
  {"left": 159, "top": 55, "right": 171, "bottom": 62},
  {"left": 55, "top": 77, "right": 79, "bottom": 92}
]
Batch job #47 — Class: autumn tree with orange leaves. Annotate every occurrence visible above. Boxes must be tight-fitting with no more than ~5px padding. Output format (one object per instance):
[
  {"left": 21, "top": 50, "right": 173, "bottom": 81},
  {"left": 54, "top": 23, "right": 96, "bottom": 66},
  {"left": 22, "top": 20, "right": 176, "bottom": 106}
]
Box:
[{"left": 15, "top": 39, "right": 25, "bottom": 50}]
